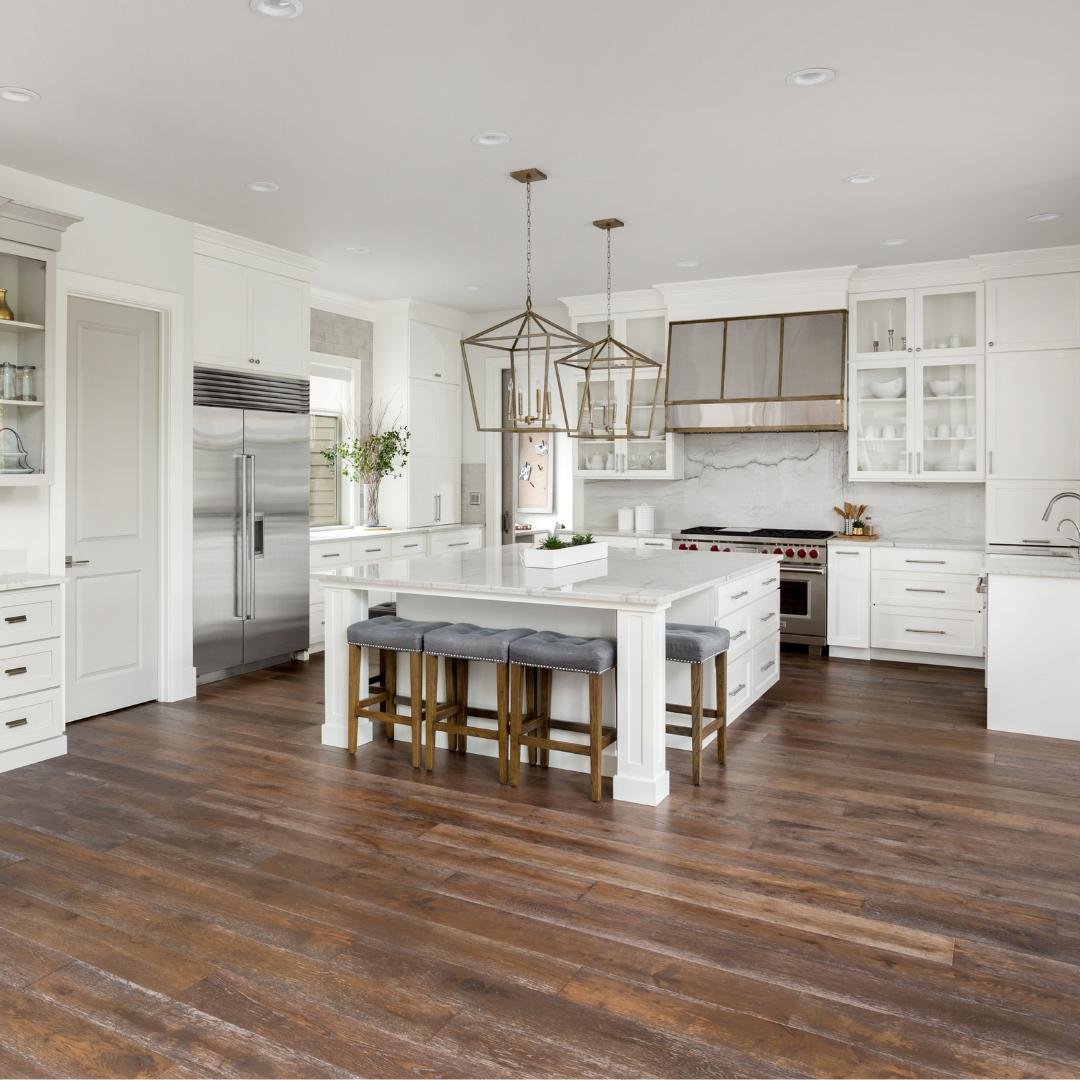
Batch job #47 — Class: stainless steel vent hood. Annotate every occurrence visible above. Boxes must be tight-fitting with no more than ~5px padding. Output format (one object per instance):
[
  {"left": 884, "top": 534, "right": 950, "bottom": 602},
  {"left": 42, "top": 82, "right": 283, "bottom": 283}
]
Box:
[{"left": 664, "top": 309, "right": 847, "bottom": 432}]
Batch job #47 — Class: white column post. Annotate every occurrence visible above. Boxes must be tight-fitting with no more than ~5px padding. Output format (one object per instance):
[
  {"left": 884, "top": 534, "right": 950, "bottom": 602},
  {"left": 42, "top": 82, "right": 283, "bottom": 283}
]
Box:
[
  {"left": 321, "top": 584, "right": 368, "bottom": 748},
  {"left": 613, "top": 605, "right": 670, "bottom": 805}
]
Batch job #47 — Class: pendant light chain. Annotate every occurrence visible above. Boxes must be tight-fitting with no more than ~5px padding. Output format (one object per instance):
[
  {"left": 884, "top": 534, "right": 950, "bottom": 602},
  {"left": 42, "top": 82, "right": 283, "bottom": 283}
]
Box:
[
  {"left": 525, "top": 178, "right": 533, "bottom": 309},
  {"left": 606, "top": 227, "right": 613, "bottom": 335}
]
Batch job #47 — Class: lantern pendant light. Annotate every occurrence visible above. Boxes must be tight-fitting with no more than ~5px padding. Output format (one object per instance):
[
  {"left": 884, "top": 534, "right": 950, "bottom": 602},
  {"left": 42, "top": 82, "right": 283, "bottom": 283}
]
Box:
[
  {"left": 556, "top": 219, "right": 664, "bottom": 441},
  {"left": 461, "top": 169, "right": 591, "bottom": 434}
]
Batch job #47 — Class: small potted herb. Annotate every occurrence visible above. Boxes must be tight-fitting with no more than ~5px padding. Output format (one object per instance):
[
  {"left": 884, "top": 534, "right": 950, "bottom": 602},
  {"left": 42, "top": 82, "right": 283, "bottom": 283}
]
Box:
[{"left": 522, "top": 527, "right": 608, "bottom": 568}]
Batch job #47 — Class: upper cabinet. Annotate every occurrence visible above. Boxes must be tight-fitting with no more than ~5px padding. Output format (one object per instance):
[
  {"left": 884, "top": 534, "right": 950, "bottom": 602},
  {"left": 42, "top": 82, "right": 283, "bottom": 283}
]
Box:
[
  {"left": 194, "top": 254, "right": 308, "bottom": 377},
  {"left": 851, "top": 284, "right": 983, "bottom": 361},
  {"left": 410, "top": 321, "right": 461, "bottom": 384},
  {"left": 986, "top": 273, "right": 1080, "bottom": 352}
]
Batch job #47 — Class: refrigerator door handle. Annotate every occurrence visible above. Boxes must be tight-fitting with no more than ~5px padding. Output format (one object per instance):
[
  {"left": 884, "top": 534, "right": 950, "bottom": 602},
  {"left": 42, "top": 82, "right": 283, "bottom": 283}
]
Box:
[
  {"left": 235, "top": 453, "right": 248, "bottom": 620},
  {"left": 246, "top": 454, "right": 256, "bottom": 620}
]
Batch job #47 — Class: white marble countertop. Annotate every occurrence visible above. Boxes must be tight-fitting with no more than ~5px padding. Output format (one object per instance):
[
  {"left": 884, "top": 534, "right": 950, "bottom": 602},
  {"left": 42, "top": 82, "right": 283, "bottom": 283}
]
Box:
[
  {"left": 585, "top": 527, "right": 675, "bottom": 540},
  {"left": 828, "top": 536, "right": 984, "bottom": 551},
  {"left": 985, "top": 552, "right": 1080, "bottom": 578},
  {"left": 310, "top": 523, "right": 483, "bottom": 543},
  {"left": 0, "top": 573, "right": 66, "bottom": 592},
  {"left": 314, "top": 545, "right": 780, "bottom": 609}
]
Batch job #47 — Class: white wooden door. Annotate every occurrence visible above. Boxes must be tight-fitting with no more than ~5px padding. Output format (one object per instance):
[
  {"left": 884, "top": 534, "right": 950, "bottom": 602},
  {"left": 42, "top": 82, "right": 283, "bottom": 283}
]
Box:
[
  {"left": 409, "top": 378, "right": 461, "bottom": 458},
  {"left": 432, "top": 457, "right": 460, "bottom": 524},
  {"left": 66, "top": 299, "right": 159, "bottom": 720},
  {"left": 827, "top": 547, "right": 870, "bottom": 648},
  {"left": 407, "top": 455, "right": 435, "bottom": 527},
  {"left": 988, "top": 350, "right": 1080, "bottom": 478},
  {"left": 410, "top": 321, "right": 461, "bottom": 384},
  {"left": 249, "top": 269, "right": 306, "bottom": 376},
  {"left": 987, "top": 274, "right": 1080, "bottom": 352},
  {"left": 193, "top": 254, "right": 250, "bottom": 369}
]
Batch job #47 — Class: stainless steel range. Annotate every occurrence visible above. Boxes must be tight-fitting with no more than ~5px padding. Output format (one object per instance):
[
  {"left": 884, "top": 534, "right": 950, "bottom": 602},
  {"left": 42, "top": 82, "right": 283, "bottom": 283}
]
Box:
[{"left": 673, "top": 526, "right": 835, "bottom": 654}]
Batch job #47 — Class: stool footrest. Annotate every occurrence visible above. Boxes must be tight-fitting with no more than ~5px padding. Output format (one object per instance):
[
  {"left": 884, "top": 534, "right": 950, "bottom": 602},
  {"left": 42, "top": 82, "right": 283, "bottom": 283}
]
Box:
[
  {"left": 519, "top": 732, "right": 615, "bottom": 757},
  {"left": 666, "top": 702, "right": 721, "bottom": 719}
]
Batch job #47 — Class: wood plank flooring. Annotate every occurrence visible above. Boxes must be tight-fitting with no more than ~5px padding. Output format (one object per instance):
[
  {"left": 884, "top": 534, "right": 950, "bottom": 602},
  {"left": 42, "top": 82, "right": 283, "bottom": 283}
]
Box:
[{"left": 1, "top": 653, "right": 1080, "bottom": 1077}]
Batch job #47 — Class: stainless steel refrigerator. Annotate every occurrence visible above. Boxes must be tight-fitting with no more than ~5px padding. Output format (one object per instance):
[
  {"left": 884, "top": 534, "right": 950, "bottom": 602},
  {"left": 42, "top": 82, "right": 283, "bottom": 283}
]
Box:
[{"left": 193, "top": 367, "right": 310, "bottom": 683}]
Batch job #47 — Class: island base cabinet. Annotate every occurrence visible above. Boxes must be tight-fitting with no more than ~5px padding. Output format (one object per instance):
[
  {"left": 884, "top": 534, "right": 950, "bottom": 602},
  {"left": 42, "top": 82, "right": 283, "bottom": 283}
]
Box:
[{"left": 751, "top": 635, "right": 781, "bottom": 697}]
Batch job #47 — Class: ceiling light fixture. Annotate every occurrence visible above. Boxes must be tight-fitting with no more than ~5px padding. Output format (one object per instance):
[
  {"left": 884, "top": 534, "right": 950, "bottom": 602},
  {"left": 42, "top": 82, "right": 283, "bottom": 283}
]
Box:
[
  {"left": 249, "top": 0, "right": 304, "bottom": 18},
  {"left": 345, "top": 245, "right": 370, "bottom": 254},
  {"left": 785, "top": 67, "right": 837, "bottom": 88},
  {"left": 844, "top": 174, "right": 879, "bottom": 185},
  {"left": 461, "top": 168, "right": 590, "bottom": 434},
  {"left": 0, "top": 86, "right": 40, "bottom": 104},
  {"left": 675, "top": 259, "right": 700, "bottom": 269},
  {"left": 557, "top": 219, "right": 664, "bottom": 441},
  {"left": 471, "top": 132, "right": 511, "bottom": 147},
  {"left": 1026, "top": 211, "right": 1062, "bottom": 223},
  {"left": 246, "top": 180, "right": 279, "bottom": 193},
  {"left": 882, "top": 238, "right": 909, "bottom": 246},
  {"left": 464, "top": 285, "right": 481, "bottom": 291}
]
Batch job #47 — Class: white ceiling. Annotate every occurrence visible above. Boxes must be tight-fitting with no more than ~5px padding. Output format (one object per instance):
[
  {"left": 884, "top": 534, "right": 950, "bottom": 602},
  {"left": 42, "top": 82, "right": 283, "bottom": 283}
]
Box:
[{"left": 3, "top": 0, "right": 1078, "bottom": 312}]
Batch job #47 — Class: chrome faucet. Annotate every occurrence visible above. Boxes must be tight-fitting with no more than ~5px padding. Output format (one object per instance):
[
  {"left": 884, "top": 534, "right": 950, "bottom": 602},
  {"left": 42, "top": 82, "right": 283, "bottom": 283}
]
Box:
[
  {"left": 1040, "top": 492, "right": 1080, "bottom": 521},
  {"left": 1057, "top": 518, "right": 1080, "bottom": 543}
]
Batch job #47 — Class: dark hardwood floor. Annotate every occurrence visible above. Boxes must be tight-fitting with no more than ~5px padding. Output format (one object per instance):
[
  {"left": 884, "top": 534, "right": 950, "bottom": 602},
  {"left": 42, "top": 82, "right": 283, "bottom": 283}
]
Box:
[{"left": 1, "top": 652, "right": 1079, "bottom": 1077}]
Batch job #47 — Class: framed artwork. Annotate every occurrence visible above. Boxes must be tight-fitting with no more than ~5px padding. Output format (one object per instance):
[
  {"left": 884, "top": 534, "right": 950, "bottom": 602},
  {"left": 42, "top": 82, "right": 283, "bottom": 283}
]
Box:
[{"left": 515, "top": 433, "right": 553, "bottom": 513}]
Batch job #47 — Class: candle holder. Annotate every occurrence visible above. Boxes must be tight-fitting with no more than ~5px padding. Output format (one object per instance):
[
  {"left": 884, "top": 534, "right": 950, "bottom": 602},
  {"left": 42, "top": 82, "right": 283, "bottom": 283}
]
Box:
[
  {"left": 872, "top": 339, "right": 880, "bottom": 353},
  {"left": 887, "top": 328, "right": 895, "bottom": 351},
  {"left": 902, "top": 335, "right": 907, "bottom": 351}
]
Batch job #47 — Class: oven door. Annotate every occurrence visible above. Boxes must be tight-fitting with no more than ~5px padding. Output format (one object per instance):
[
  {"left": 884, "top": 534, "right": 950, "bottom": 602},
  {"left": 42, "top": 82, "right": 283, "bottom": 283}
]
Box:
[{"left": 778, "top": 566, "right": 827, "bottom": 643}]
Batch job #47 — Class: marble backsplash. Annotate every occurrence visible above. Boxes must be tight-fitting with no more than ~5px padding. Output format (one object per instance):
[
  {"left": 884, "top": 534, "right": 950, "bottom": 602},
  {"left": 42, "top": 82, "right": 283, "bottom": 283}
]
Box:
[{"left": 581, "top": 432, "right": 985, "bottom": 541}]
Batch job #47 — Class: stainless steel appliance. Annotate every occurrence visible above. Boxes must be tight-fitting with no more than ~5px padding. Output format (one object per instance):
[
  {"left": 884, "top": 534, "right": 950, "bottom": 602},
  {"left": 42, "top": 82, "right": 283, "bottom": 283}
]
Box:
[
  {"left": 673, "top": 526, "right": 834, "bottom": 653},
  {"left": 194, "top": 367, "right": 310, "bottom": 683}
]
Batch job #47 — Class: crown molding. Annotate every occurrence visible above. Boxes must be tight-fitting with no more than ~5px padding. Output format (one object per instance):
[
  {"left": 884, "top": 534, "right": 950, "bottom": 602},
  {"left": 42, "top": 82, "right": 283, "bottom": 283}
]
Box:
[
  {"left": 193, "top": 223, "right": 321, "bottom": 280},
  {"left": 0, "top": 195, "right": 82, "bottom": 251},
  {"left": 559, "top": 287, "right": 664, "bottom": 320},
  {"left": 310, "top": 287, "right": 379, "bottom": 323},
  {"left": 971, "top": 243, "right": 1080, "bottom": 279},
  {"left": 849, "top": 257, "right": 982, "bottom": 292}
]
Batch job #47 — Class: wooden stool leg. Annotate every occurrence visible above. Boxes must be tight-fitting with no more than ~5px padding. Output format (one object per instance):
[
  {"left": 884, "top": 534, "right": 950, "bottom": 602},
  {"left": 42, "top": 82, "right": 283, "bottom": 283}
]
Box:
[
  {"left": 380, "top": 651, "right": 394, "bottom": 741},
  {"left": 509, "top": 663, "right": 523, "bottom": 787},
  {"left": 538, "top": 669, "right": 553, "bottom": 769},
  {"left": 715, "top": 652, "right": 727, "bottom": 766},
  {"left": 496, "top": 662, "right": 509, "bottom": 785},
  {"left": 347, "top": 644, "right": 361, "bottom": 754},
  {"left": 526, "top": 669, "right": 538, "bottom": 766},
  {"left": 406, "top": 651, "right": 421, "bottom": 769},
  {"left": 424, "top": 652, "right": 439, "bottom": 771},
  {"left": 456, "top": 658, "right": 470, "bottom": 754},
  {"left": 690, "top": 661, "right": 704, "bottom": 786},
  {"left": 588, "top": 673, "right": 604, "bottom": 802}
]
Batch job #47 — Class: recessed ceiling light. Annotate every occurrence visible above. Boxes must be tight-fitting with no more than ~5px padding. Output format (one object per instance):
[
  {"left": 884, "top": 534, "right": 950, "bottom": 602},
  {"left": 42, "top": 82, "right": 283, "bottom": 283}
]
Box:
[
  {"left": 246, "top": 180, "right": 279, "bottom": 193},
  {"left": 1026, "top": 211, "right": 1062, "bottom": 223},
  {"left": 345, "top": 246, "right": 370, "bottom": 254},
  {"left": 785, "top": 67, "right": 837, "bottom": 88},
  {"left": 882, "top": 238, "right": 909, "bottom": 246},
  {"left": 0, "top": 86, "right": 39, "bottom": 104},
  {"left": 844, "top": 174, "right": 879, "bottom": 185},
  {"left": 471, "top": 132, "right": 511, "bottom": 147},
  {"left": 249, "top": 0, "right": 304, "bottom": 17},
  {"left": 464, "top": 285, "right": 481, "bottom": 291},
  {"left": 675, "top": 260, "right": 700, "bottom": 269}
]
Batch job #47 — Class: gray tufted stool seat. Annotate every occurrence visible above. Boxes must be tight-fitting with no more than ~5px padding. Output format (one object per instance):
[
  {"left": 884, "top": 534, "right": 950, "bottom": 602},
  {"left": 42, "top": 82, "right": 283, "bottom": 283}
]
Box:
[
  {"left": 345, "top": 615, "right": 450, "bottom": 767},
  {"left": 422, "top": 623, "right": 535, "bottom": 781},
  {"left": 507, "top": 630, "right": 618, "bottom": 801},
  {"left": 368, "top": 601, "right": 397, "bottom": 619},
  {"left": 664, "top": 622, "right": 732, "bottom": 785}
]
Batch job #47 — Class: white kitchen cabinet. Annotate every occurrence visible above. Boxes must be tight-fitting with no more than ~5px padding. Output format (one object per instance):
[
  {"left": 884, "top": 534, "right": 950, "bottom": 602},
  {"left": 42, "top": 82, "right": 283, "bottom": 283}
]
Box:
[
  {"left": 851, "top": 284, "right": 983, "bottom": 362},
  {"left": 987, "top": 350, "right": 1080, "bottom": 479},
  {"left": 986, "top": 480, "right": 1080, "bottom": 545},
  {"left": 407, "top": 456, "right": 460, "bottom": 528},
  {"left": 410, "top": 320, "right": 462, "bottom": 384},
  {"left": 987, "top": 273, "right": 1080, "bottom": 352},
  {"left": 194, "top": 253, "right": 308, "bottom": 377},
  {"left": 849, "top": 356, "right": 984, "bottom": 482},
  {"left": 827, "top": 545, "right": 871, "bottom": 648},
  {"left": 409, "top": 378, "right": 461, "bottom": 459},
  {"left": 591, "top": 534, "right": 673, "bottom": 551}
]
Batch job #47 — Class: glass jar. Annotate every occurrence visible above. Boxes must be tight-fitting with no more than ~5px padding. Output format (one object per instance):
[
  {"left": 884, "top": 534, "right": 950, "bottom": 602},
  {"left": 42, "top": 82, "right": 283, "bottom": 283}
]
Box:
[
  {"left": 0, "top": 362, "right": 15, "bottom": 400},
  {"left": 16, "top": 365, "right": 35, "bottom": 401}
]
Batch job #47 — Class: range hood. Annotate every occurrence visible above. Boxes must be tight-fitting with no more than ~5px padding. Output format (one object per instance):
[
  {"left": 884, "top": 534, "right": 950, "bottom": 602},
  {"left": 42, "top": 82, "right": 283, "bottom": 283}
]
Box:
[{"left": 664, "top": 309, "right": 847, "bottom": 432}]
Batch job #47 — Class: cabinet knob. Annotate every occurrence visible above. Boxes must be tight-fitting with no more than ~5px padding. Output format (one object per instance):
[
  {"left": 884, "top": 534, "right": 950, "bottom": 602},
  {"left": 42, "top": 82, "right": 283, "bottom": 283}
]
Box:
[
  {"left": 914, "top": 346, "right": 921, "bottom": 352},
  {"left": 988, "top": 341, "right": 994, "bottom": 347},
  {"left": 907, "top": 347, "right": 913, "bottom": 353}
]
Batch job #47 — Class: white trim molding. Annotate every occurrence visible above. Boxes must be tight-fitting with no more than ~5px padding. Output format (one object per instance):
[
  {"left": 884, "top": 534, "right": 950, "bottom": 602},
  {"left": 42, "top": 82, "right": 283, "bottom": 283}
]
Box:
[{"left": 193, "top": 223, "right": 321, "bottom": 281}]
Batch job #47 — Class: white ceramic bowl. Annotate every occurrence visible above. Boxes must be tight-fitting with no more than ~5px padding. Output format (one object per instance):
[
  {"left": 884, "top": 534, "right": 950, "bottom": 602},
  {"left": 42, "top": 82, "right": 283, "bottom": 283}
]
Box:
[
  {"left": 928, "top": 378, "right": 961, "bottom": 397},
  {"left": 869, "top": 376, "right": 904, "bottom": 399}
]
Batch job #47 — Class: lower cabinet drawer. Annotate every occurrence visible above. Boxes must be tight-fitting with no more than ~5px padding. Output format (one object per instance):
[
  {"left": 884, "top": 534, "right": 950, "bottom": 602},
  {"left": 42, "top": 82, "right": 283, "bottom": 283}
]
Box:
[
  {"left": 0, "top": 587, "right": 61, "bottom": 648},
  {"left": 351, "top": 538, "right": 391, "bottom": 561},
  {"left": 718, "top": 578, "right": 757, "bottom": 615},
  {"left": 716, "top": 605, "right": 753, "bottom": 658},
  {"left": 871, "top": 547, "right": 984, "bottom": 575},
  {"left": 0, "top": 688, "right": 62, "bottom": 751},
  {"left": 725, "top": 651, "right": 754, "bottom": 719},
  {"left": 0, "top": 638, "right": 62, "bottom": 700},
  {"left": 311, "top": 543, "right": 352, "bottom": 568},
  {"left": 752, "top": 634, "right": 780, "bottom": 696},
  {"left": 871, "top": 605, "right": 984, "bottom": 656},
  {"left": 392, "top": 535, "right": 428, "bottom": 557},
  {"left": 430, "top": 531, "right": 481, "bottom": 555},
  {"left": 872, "top": 570, "right": 983, "bottom": 611},
  {"left": 750, "top": 591, "right": 780, "bottom": 645},
  {"left": 638, "top": 538, "right": 672, "bottom": 551}
]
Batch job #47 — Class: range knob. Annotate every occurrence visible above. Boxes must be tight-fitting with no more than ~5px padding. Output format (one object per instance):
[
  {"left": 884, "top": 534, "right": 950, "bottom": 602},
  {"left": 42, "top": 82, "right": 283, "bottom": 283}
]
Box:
[
  {"left": 759, "top": 547, "right": 769, "bottom": 553},
  {"left": 773, "top": 547, "right": 783, "bottom": 555},
  {"left": 710, "top": 544, "right": 719, "bottom": 552},
  {"left": 723, "top": 546, "right": 732, "bottom": 552},
  {"left": 678, "top": 543, "right": 687, "bottom": 550},
  {"left": 689, "top": 544, "right": 698, "bottom": 551},
  {"left": 785, "top": 548, "right": 795, "bottom": 558},
  {"left": 809, "top": 548, "right": 819, "bottom": 559},
  {"left": 797, "top": 548, "right": 807, "bottom": 559}
]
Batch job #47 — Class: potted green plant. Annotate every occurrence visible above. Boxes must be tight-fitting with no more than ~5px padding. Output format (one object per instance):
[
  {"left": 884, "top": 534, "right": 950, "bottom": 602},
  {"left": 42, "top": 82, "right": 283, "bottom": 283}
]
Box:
[
  {"left": 522, "top": 527, "right": 608, "bottom": 569},
  {"left": 321, "top": 404, "right": 410, "bottom": 528}
]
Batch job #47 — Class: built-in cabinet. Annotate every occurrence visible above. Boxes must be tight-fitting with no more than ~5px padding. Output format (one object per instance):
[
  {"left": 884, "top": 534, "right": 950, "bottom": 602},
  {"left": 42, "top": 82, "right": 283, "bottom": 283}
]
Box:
[
  {"left": 851, "top": 284, "right": 984, "bottom": 361},
  {"left": 986, "top": 273, "right": 1080, "bottom": 352},
  {"left": 826, "top": 545, "right": 870, "bottom": 648}
]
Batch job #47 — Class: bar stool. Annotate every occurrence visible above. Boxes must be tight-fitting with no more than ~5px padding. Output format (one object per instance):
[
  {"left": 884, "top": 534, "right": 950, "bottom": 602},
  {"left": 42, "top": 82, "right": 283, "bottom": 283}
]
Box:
[
  {"left": 346, "top": 615, "right": 450, "bottom": 767},
  {"left": 422, "top": 623, "right": 535, "bottom": 782},
  {"left": 366, "top": 603, "right": 396, "bottom": 687},
  {"left": 508, "top": 631, "right": 617, "bottom": 802},
  {"left": 664, "top": 624, "right": 731, "bottom": 785}
]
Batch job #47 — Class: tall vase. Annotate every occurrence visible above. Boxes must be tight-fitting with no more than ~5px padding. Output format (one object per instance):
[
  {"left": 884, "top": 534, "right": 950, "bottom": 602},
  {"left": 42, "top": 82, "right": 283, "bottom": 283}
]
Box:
[
  {"left": 363, "top": 479, "right": 381, "bottom": 528},
  {"left": 0, "top": 289, "right": 14, "bottom": 321}
]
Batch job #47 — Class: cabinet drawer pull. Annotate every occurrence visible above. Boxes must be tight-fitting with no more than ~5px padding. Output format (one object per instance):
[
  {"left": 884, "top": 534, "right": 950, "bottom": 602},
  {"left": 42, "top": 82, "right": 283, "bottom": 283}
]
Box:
[
  {"left": 4, "top": 614, "right": 28, "bottom": 624},
  {"left": 4, "top": 667, "right": 28, "bottom": 677},
  {"left": 834, "top": 550, "right": 859, "bottom": 556},
  {"left": 729, "top": 683, "right": 747, "bottom": 697},
  {"left": 760, "top": 577, "right": 778, "bottom": 586},
  {"left": 760, "top": 659, "right": 776, "bottom": 672},
  {"left": 1021, "top": 538, "right": 1051, "bottom": 545},
  {"left": 731, "top": 629, "right": 747, "bottom": 640},
  {"left": 904, "top": 559, "right": 945, "bottom": 564},
  {"left": 730, "top": 590, "right": 749, "bottom": 600},
  {"left": 448, "top": 541, "right": 469, "bottom": 548},
  {"left": 321, "top": 553, "right": 341, "bottom": 559},
  {"left": 904, "top": 628, "right": 947, "bottom": 635},
  {"left": 5, "top": 717, "right": 28, "bottom": 729},
  {"left": 905, "top": 587, "right": 946, "bottom": 594},
  {"left": 403, "top": 543, "right": 420, "bottom": 549},
  {"left": 364, "top": 547, "right": 382, "bottom": 553},
  {"left": 760, "top": 611, "right": 776, "bottom": 622}
]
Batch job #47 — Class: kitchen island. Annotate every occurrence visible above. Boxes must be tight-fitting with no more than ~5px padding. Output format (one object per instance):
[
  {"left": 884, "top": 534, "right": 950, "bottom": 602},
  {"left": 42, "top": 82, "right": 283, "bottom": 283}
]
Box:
[{"left": 314, "top": 545, "right": 781, "bottom": 805}]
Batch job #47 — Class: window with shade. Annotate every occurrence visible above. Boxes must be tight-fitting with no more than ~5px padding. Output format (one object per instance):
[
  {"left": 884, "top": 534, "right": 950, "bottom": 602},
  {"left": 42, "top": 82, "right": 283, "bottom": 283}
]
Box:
[
  {"left": 309, "top": 363, "right": 358, "bottom": 527},
  {"left": 309, "top": 412, "right": 342, "bottom": 526}
]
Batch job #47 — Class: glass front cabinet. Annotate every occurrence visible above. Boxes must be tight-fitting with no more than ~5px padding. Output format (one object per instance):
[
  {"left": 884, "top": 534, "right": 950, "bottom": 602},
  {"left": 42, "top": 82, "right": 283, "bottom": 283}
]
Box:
[
  {"left": 849, "top": 356, "right": 985, "bottom": 482},
  {"left": 852, "top": 284, "right": 984, "bottom": 361},
  {"left": 567, "top": 313, "right": 683, "bottom": 481}
]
